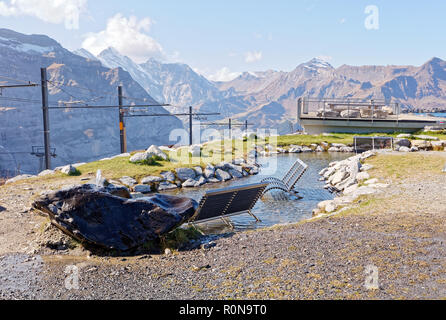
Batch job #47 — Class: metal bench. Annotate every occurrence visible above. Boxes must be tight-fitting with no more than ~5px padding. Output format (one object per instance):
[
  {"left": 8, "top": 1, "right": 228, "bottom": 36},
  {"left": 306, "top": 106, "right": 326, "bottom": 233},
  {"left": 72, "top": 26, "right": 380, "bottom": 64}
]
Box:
[
  {"left": 188, "top": 183, "right": 268, "bottom": 227},
  {"left": 261, "top": 158, "right": 308, "bottom": 195}
]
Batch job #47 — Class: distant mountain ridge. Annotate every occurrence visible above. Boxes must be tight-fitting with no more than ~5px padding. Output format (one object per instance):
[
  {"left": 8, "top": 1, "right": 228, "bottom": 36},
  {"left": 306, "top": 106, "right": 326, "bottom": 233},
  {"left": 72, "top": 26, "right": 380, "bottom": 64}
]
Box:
[{"left": 85, "top": 47, "right": 446, "bottom": 130}]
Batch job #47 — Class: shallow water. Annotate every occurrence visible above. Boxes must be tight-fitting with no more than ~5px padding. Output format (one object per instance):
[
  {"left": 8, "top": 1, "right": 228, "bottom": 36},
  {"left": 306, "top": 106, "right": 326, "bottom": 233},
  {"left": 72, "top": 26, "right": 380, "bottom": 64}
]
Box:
[{"left": 162, "top": 153, "right": 353, "bottom": 233}]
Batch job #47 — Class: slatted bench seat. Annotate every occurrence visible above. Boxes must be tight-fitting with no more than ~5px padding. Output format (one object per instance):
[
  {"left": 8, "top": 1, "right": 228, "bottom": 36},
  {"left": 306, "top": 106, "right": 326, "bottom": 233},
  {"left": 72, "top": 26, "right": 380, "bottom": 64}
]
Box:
[
  {"left": 188, "top": 183, "right": 268, "bottom": 227},
  {"left": 261, "top": 158, "right": 308, "bottom": 195}
]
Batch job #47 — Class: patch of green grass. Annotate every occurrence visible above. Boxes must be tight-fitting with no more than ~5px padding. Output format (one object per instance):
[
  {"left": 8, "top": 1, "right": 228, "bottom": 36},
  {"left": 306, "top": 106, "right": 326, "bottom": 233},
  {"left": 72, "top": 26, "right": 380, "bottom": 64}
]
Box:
[
  {"left": 160, "top": 226, "right": 203, "bottom": 251},
  {"left": 131, "top": 155, "right": 164, "bottom": 167}
]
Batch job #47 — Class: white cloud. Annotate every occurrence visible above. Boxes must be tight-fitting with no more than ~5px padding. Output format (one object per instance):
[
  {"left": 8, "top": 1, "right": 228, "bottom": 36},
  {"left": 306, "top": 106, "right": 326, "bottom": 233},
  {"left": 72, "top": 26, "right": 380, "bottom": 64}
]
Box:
[
  {"left": 0, "top": 0, "right": 87, "bottom": 30},
  {"left": 340, "top": 18, "right": 346, "bottom": 24},
  {"left": 205, "top": 67, "right": 241, "bottom": 82},
  {"left": 244, "top": 51, "right": 262, "bottom": 63},
  {"left": 82, "top": 14, "right": 164, "bottom": 63}
]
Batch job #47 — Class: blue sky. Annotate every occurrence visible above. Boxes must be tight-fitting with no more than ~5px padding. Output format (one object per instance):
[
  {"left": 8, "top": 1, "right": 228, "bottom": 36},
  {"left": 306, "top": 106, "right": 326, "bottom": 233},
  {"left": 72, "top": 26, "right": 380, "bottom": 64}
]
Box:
[{"left": 1, "top": 0, "right": 445, "bottom": 80}]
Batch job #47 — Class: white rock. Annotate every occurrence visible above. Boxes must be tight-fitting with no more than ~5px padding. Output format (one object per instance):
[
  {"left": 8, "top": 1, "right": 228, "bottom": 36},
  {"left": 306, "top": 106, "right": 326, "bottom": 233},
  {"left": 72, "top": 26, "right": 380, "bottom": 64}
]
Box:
[
  {"left": 364, "top": 178, "right": 379, "bottom": 185},
  {"left": 38, "top": 169, "right": 55, "bottom": 177},
  {"left": 325, "top": 202, "right": 338, "bottom": 213},
  {"left": 368, "top": 183, "right": 389, "bottom": 189},
  {"left": 130, "top": 152, "right": 155, "bottom": 163},
  {"left": 398, "top": 146, "right": 410, "bottom": 152},
  {"left": 328, "top": 147, "right": 340, "bottom": 152},
  {"left": 330, "top": 170, "right": 349, "bottom": 185},
  {"left": 158, "top": 182, "right": 178, "bottom": 191},
  {"left": 182, "top": 179, "right": 198, "bottom": 188},
  {"left": 289, "top": 146, "right": 302, "bottom": 153},
  {"left": 360, "top": 164, "right": 374, "bottom": 172},
  {"left": 60, "top": 165, "right": 77, "bottom": 175},
  {"left": 344, "top": 184, "right": 359, "bottom": 195},
  {"left": 5, "top": 174, "right": 35, "bottom": 184},
  {"left": 147, "top": 145, "right": 168, "bottom": 160},
  {"left": 195, "top": 176, "right": 207, "bottom": 186},
  {"left": 356, "top": 172, "right": 370, "bottom": 181}
]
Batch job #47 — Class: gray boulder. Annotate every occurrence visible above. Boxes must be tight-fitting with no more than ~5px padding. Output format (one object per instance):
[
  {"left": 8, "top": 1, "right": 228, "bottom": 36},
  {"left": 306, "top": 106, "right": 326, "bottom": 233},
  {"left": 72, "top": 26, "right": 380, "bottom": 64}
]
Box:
[
  {"left": 141, "top": 176, "right": 164, "bottom": 184},
  {"left": 134, "top": 185, "right": 152, "bottom": 194},
  {"left": 60, "top": 165, "right": 77, "bottom": 175},
  {"left": 5, "top": 174, "right": 35, "bottom": 184},
  {"left": 182, "top": 179, "right": 198, "bottom": 188},
  {"left": 215, "top": 169, "right": 232, "bottom": 181},
  {"left": 194, "top": 166, "right": 203, "bottom": 176},
  {"left": 158, "top": 181, "right": 178, "bottom": 191},
  {"left": 195, "top": 176, "right": 207, "bottom": 186},
  {"left": 119, "top": 176, "right": 137, "bottom": 187},
  {"left": 130, "top": 152, "right": 154, "bottom": 163},
  {"left": 32, "top": 184, "right": 197, "bottom": 251},
  {"left": 398, "top": 146, "right": 411, "bottom": 152},
  {"left": 104, "top": 184, "right": 131, "bottom": 199},
  {"left": 175, "top": 168, "right": 196, "bottom": 182},
  {"left": 228, "top": 169, "right": 243, "bottom": 179},
  {"left": 204, "top": 164, "right": 215, "bottom": 179},
  {"left": 395, "top": 139, "right": 411, "bottom": 148},
  {"left": 161, "top": 171, "right": 176, "bottom": 182}
]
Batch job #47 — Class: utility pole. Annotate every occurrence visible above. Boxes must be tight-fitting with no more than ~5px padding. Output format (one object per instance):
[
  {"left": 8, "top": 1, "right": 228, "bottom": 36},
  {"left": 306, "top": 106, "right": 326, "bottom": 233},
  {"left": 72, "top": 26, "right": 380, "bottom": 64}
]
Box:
[
  {"left": 245, "top": 120, "right": 249, "bottom": 132},
  {"left": 40, "top": 68, "right": 51, "bottom": 170},
  {"left": 118, "top": 86, "right": 127, "bottom": 153},
  {"left": 189, "top": 106, "right": 193, "bottom": 146}
]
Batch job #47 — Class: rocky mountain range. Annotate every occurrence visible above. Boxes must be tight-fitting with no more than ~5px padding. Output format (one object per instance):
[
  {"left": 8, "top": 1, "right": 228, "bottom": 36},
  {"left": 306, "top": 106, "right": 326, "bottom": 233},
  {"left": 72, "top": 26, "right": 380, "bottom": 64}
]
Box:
[
  {"left": 0, "top": 29, "right": 183, "bottom": 175},
  {"left": 89, "top": 47, "right": 446, "bottom": 130}
]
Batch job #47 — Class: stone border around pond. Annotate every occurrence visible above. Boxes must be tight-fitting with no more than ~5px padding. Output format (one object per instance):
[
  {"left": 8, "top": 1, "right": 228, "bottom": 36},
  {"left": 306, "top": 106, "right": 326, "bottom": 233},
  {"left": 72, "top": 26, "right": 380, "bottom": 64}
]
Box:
[
  {"left": 5, "top": 136, "right": 446, "bottom": 187},
  {"left": 312, "top": 150, "right": 390, "bottom": 217}
]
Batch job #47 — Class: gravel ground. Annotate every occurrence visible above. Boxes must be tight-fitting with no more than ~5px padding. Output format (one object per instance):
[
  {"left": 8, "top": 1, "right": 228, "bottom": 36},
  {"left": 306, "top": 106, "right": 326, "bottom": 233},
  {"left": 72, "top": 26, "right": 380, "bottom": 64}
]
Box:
[{"left": 1, "top": 152, "right": 446, "bottom": 300}]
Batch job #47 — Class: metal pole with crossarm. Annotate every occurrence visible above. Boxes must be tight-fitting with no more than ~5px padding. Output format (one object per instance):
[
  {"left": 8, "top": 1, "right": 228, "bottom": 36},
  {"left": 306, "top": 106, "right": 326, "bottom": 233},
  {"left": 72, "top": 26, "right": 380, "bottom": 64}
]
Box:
[{"left": 40, "top": 68, "right": 51, "bottom": 170}]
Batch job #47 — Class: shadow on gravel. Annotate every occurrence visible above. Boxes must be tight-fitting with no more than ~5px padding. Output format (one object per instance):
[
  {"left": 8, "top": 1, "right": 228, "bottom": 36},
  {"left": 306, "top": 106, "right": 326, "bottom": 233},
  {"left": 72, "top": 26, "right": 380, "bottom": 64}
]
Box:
[
  {"left": 77, "top": 231, "right": 237, "bottom": 258},
  {"left": 0, "top": 205, "right": 6, "bottom": 212}
]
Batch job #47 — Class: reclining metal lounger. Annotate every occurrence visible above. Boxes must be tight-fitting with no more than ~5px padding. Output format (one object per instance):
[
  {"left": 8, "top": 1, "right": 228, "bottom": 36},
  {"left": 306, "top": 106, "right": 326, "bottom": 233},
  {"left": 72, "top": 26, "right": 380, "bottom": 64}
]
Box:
[
  {"left": 261, "top": 158, "right": 308, "bottom": 195},
  {"left": 188, "top": 183, "right": 268, "bottom": 227}
]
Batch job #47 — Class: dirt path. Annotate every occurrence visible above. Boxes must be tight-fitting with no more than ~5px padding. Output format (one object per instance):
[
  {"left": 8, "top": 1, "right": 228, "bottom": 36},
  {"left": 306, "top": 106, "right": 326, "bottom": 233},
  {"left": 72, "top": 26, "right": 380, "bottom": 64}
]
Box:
[{"left": 1, "top": 152, "right": 446, "bottom": 299}]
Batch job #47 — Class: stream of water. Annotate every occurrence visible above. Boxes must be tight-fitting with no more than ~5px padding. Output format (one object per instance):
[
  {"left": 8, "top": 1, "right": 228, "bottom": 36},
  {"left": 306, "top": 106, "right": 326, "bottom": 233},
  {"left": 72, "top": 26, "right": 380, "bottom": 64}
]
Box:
[{"left": 161, "top": 152, "right": 353, "bottom": 233}]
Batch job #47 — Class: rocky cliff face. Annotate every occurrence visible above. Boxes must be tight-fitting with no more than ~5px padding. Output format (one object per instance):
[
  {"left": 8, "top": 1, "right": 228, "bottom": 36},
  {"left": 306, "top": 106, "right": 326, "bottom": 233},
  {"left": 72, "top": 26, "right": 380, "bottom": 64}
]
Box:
[
  {"left": 98, "top": 48, "right": 222, "bottom": 107},
  {"left": 0, "top": 29, "right": 183, "bottom": 175}
]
